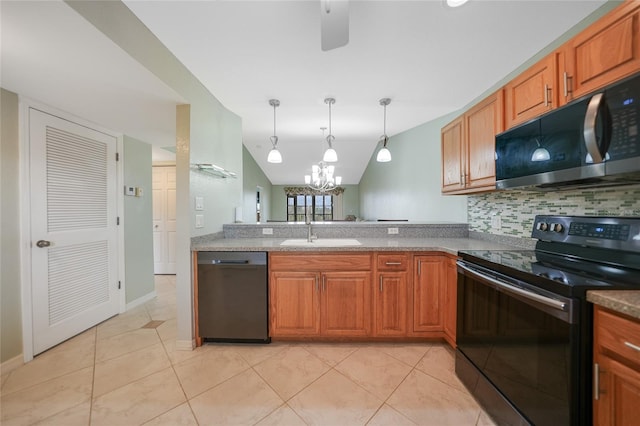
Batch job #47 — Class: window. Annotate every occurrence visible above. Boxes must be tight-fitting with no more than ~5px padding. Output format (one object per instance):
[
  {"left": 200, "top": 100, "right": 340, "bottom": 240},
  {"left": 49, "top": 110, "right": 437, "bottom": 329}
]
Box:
[{"left": 287, "top": 194, "right": 333, "bottom": 222}]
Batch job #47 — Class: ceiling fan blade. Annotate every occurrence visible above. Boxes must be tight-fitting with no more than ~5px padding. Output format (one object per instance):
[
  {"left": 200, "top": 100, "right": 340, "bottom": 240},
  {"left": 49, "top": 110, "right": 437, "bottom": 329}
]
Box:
[{"left": 320, "top": 0, "right": 349, "bottom": 51}]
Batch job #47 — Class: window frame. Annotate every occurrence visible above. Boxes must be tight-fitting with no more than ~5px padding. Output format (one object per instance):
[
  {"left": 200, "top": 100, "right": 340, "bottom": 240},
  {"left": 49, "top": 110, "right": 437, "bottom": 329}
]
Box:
[{"left": 287, "top": 194, "right": 333, "bottom": 222}]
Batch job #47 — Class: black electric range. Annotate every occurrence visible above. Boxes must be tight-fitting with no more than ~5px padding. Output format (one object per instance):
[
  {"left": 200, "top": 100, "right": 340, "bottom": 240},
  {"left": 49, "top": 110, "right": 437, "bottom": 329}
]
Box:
[{"left": 455, "top": 215, "right": 640, "bottom": 426}]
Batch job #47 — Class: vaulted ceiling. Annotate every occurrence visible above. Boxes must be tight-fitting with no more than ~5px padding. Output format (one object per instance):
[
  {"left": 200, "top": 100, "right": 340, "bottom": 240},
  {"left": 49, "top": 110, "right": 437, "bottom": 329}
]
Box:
[{"left": 3, "top": 1, "right": 608, "bottom": 184}]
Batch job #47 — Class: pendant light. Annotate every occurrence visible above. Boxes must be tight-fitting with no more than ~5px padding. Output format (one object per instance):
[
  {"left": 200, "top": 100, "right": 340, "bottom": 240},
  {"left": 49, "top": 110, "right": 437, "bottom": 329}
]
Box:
[
  {"left": 376, "top": 98, "right": 392, "bottom": 163},
  {"left": 323, "top": 97, "right": 338, "bottom": 162},
  {"left": 267, "top": 99, "right": 282, "bottom": 164}
]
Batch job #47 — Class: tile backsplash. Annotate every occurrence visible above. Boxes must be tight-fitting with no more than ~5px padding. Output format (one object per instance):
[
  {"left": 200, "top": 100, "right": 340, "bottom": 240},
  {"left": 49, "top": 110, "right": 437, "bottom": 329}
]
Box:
[{"left": 468, "top": 185, "right": 640, "bottom": 238}]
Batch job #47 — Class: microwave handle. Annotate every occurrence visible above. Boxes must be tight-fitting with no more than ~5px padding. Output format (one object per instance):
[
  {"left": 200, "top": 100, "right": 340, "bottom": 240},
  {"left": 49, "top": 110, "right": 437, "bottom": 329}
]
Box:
[{"left": 584, "top": 93, "right": 605, "bottom": 163}]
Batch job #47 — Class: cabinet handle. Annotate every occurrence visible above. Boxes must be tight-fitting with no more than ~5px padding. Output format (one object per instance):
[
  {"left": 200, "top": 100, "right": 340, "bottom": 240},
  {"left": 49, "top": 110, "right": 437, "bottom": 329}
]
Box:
[
  {"left": 418, "top": 261, "right": 421, "bottom": 276},
  {"left": 379, "top": 275, "right": 383, "bottom": 292},
  {"left": 624, "top": 341, "right": 640, "bottom": 352},
  {"left": 544, "top": 84, "right": 552, "bottom": 107},
  {"left": 594, "top": 362, "right": 605, "bottom": 401},
  {"left": 460, "top": 174, "right": 464, "bottom": 186},
  {"left": 385, "top": 262, "right": 402, "bottom": 266},
  {"left": 322, "top": 275, "right": 326, "bottom": 292},
  {"left": 563, "top": 72, "right": 568, "bottom": 97}
]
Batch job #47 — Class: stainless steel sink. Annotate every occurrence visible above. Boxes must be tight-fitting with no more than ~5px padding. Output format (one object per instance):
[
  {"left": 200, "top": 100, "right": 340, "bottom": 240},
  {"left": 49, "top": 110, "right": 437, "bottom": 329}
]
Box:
[{"left": 280, "top": 238, "right": 362, "bottom": 247}]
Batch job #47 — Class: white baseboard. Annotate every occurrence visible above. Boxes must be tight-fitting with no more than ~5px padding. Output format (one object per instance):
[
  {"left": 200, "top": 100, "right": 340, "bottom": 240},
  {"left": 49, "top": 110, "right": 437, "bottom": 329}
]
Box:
[
  {"left": 175, "top": 339, "right": 195, "bottom": 351},
  {"left": 125, "top": 290, "right": 157, "bottom": 311},
  {"left": 1, "top": 354, "right": 24, "bottom": 375}
]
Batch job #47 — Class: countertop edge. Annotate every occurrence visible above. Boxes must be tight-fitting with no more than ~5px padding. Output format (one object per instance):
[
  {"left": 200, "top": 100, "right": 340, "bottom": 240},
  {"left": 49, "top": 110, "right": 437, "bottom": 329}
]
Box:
[{"left": 587, "top": 290, "right": 640, "bottom": 321}]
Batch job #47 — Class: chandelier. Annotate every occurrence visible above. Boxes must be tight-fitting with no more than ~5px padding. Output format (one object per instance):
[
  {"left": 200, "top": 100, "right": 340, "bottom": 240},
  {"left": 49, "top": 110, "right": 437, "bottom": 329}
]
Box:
[
  {"left": 305, "top": 161, "right": 342, "bottom": 191},
  {"left": 305, "top": 127, "right": 342, "bottom": 191}
]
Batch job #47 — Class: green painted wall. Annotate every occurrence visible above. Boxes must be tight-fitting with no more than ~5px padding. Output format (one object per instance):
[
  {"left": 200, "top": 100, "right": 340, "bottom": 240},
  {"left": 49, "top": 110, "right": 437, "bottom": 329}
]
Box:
[
  {"left": 359, "top": 113, "right": 467, "bottom": 222},
  {"left": 270, "top": 184, "right": 360, "bottom": 221},
  {"left": 123, "top": 136, "right": 155, "bottom": 304},
  {"left": 1, "top": 89, "right": 22, "bottom": 363},
  {"left": 242, "top": 145, "right": 273, "bottom": 223},
  {"left": 358, "top": 0, "right": 622, "bottom": 224}
]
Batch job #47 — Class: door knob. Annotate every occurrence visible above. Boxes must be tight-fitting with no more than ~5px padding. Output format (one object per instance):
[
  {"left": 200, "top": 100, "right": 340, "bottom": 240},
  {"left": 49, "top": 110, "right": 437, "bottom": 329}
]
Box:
[{"left": 36, "top": 240, "right": 51, "bottom": 248}]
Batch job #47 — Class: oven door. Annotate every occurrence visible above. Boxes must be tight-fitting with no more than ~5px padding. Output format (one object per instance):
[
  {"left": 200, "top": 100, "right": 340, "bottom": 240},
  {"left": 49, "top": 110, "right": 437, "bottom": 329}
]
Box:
[{"left": 456, "top": 260, "right": 581, "bottom": 426}]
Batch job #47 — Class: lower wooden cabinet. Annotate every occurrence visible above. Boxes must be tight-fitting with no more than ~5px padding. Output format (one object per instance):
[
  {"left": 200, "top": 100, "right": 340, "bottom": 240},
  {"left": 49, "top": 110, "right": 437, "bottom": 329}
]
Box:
[
  {"left": 374, "top": 254, "right": 409, "bottom": 337},
  {"left": 443, "top": 256, "right": 457, "bottom": 346},
  {"left": 593, "top": 305, "right": 640, "bottom": 425},
  {"left": 270, "top": 271, "right": 320, "bottom": 336},
  {"left": 322, "top": 272, "right": 372, "bottom": 336},
  {"left": 268, "top": 251, "right": 458, "bottom": 343},
  {"left": 412, "top": 255, "right": 445, "bottom": 333},
  {"left": 269, "top": 253, "right": 372, "bottom": 338}
]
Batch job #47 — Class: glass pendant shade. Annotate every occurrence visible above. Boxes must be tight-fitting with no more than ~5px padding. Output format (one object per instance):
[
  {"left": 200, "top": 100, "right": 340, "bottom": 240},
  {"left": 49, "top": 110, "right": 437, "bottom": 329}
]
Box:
[
  {"left": 376, "top": 147, "right": 392, "bottom": 162},
  {"left": 267, "top": 147, "right": 282, "bottom": 163},
  {"left": 323, "top": 147, "right": 338, "bottom": 162}
]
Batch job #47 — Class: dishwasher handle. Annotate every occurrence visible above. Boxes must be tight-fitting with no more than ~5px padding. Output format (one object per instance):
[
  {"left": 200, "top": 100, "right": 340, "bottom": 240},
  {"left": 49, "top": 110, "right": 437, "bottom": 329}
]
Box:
[{"left": 211, "top": 260, "right": 250, "bottom": 265}]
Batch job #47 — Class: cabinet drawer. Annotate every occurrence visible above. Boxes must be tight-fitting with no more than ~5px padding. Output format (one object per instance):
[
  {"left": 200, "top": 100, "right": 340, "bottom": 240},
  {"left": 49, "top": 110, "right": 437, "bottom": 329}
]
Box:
[
  {"left": 376, "top": 254, "right": 409, "bottom": 271},
  {"left": 269, "top": 253, "right": 372, "bottom": 271},
  {"left": 595, "top": 306, "right": 640, "bottom": 365}
]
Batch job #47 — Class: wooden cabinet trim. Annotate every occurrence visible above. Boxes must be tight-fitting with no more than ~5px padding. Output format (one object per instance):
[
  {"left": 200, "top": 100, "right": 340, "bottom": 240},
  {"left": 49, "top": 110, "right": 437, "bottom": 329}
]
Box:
[{"left": 269, "top": 252, "right": 372, "bottom": 271}]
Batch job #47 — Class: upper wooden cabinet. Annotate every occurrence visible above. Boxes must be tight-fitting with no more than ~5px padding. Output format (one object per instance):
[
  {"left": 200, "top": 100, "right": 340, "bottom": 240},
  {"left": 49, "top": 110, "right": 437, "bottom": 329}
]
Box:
[
  {"left": 562, "top": 1, "right": 640, "bottom": 105},
  {"left": 442, "top": 91, "right": 503, "bottom": 194},
  {"left": 441, "top": 117, "right": 464, "bottom": 193},
  {"left": 504, "top": 54, "right": 556, "bottom": 129}
]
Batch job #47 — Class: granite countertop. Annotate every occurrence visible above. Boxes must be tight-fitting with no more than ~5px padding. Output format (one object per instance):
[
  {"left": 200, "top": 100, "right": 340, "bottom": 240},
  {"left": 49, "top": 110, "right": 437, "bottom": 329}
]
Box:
[
  {"left": 191, "top": 237, "right": 519, "bottom": 256},
  {"left": 587, "top": 291, "right": 640, "bottom": 321}
]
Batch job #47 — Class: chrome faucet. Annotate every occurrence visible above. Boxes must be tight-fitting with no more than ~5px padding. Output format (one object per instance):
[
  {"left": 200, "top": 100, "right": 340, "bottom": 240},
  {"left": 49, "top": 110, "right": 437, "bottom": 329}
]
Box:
[{"left": 305, "top": 212, "right": 317, "bottom": 242}]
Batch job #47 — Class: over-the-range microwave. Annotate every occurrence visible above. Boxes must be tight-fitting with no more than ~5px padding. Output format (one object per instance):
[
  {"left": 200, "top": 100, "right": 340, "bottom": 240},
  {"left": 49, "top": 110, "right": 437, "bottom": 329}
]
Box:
[{"left": 495, "top": 72, "right": 640, "bottom": 190}]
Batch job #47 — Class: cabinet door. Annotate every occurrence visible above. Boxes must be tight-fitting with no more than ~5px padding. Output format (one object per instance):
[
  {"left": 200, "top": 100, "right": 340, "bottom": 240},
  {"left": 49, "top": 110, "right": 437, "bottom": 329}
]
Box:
[
  {"left": 374, "top": 272, "right": 408, "bottom": 336},
  {"left": 464, "top": 91, "right": 503, "bottom": 192},
  {"left": 566, "top": 2, "right": 640, "bottom": 101},
  {"left": 413, "top": 256, "right": 444, "bottom": 332},
  {"left": 443, "top": 257, "right": 457, "bottom": 345},
  {"left": 441, "top": 117, "right": 464, "bottom": 193},
  {"left": 270, "top": 271, "right": 320, "bottom": 336},
  {"left": 594, "top": 356, "right": 640, "bottom": 426},
  {"left": 321, "top": 272, "right": 372, "bottom": 337},
  {"left": 504, "top": 54, "right": 556, "bottom": 129}
]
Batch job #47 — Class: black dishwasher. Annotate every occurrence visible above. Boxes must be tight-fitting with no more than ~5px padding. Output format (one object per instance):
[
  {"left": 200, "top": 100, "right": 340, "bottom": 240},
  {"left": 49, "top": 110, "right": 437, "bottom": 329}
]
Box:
[{"left": 197, "top": 251, "right": 270, "bottom": 343}]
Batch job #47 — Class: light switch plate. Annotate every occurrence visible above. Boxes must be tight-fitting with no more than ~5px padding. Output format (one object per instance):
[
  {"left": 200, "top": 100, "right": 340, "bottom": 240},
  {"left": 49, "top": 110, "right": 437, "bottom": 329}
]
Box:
[
  {"left": 124, "top": 186, "right": 135, "bottom": 196},
  {"left": 195, "top": 215, "right": 204, "bottom": 228},
  {"left": 388, "top": 227, "right": 399, "bottom": 235},
  {"left": 135, "top": 187, "right": 144, "bottom": 197},
  {"left": 262, "top": 228, "right": 273, "bottom": 235},
  {"left": 195, "top": 196, "right": 204, "bottom": 211}
]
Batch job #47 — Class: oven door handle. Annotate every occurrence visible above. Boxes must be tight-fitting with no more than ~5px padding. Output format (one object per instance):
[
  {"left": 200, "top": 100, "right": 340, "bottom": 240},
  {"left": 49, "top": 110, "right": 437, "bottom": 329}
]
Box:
[{"left": 457, "top": 261, "right": 567, "bottom": 312}]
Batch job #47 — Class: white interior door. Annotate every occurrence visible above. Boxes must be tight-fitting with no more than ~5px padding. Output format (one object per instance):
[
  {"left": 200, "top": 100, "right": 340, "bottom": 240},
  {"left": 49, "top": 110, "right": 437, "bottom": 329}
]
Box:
[
  {"left": 29, "top": 107, "right": 120, "bottom": 355},
  {"left": 152, "top": 166, "right": 176, "bottom": 274}
]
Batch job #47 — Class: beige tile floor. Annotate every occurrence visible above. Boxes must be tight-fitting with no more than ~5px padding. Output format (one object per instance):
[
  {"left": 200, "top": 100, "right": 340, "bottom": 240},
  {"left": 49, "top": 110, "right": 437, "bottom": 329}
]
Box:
[{"left": 0, "top": 275, "right": 496, "bottom": 426}]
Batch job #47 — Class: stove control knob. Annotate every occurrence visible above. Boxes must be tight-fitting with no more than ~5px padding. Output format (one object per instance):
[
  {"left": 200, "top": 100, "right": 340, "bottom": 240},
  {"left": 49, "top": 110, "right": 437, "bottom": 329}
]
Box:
[
  {"left": 536, "top": 222, "right": 549, "bottom": 231},
  {"left": 551, "top": 223, "right": 564, "bottom": 233}
]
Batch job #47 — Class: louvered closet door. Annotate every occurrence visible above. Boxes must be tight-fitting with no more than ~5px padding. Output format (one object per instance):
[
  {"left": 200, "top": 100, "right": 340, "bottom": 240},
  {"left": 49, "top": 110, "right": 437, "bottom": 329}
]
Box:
[{"left": 29, "top": 108, "right": 119, "bottom": 355}]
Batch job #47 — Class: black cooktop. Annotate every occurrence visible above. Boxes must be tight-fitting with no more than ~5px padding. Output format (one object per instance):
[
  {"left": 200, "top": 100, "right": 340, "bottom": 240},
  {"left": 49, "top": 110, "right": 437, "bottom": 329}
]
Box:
[
  {"left": 459, "top": 215, "right": 640, "bottom": 298},
  {"left": 458, "top": 248, "right": 640, "bottom": 298}
]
